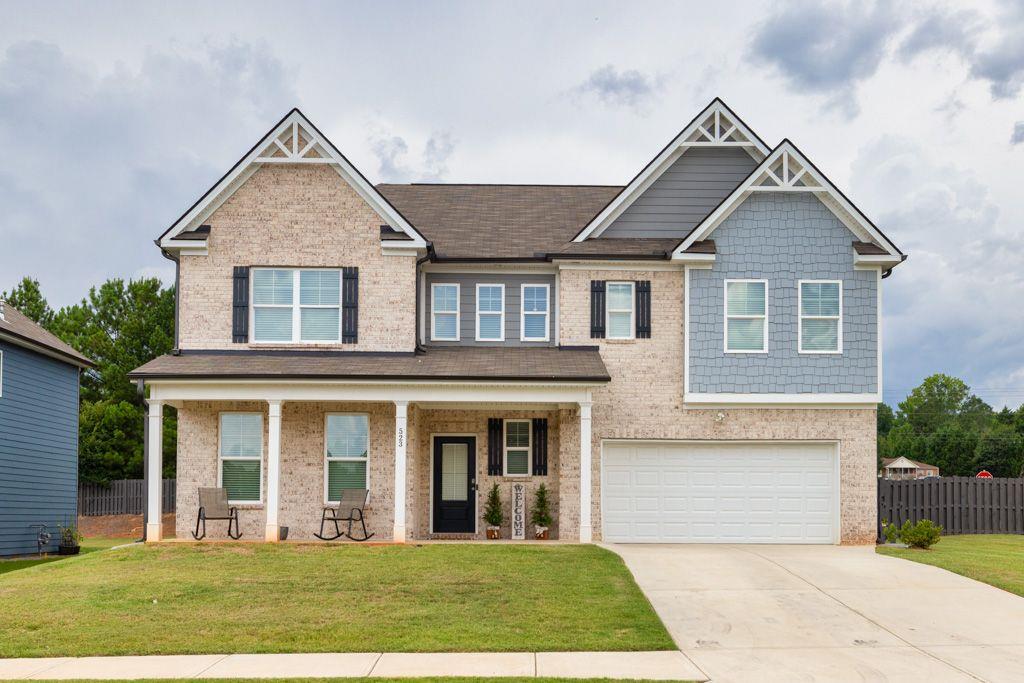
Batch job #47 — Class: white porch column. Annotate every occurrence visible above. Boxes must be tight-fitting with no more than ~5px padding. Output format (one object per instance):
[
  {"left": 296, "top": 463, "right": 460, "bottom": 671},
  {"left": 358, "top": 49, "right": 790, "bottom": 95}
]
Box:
[
  {"left": 579, "top": 401, "right": 593, "bottom": 543},
  {"left": 393, "top": 401, "right": 409, "bottom": 543},
  {"left": 264, "top": 400, "right": 283, "bottom": 542},
  {"left": 145, "top": 400, "right": 164, "bottom": 543}
]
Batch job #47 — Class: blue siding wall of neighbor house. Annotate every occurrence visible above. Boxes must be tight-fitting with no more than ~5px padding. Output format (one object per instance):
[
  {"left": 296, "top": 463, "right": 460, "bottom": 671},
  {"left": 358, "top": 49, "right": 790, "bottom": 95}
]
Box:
[
  {"left": 425, "top": 273, "right": 556, "bottom": 346},
  {"left": 689, "top": 193, "right": 878, "bottom": 394},
  {"left": 603, "top": 147, "right": 758, "bottom": 238},
  {"left": 0, "top": 341, "right": 80, "bottom": 556}
]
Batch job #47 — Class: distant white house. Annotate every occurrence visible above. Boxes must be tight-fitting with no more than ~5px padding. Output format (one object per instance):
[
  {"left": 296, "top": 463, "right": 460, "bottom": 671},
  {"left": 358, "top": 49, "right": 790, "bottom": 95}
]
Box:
[{"left": 880, "top": 457, "right": 939, "bottom": 480}]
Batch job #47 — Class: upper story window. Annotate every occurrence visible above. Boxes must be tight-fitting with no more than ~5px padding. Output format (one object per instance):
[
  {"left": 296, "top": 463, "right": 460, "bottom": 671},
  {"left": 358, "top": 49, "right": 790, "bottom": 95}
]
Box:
[
  {"left": 431, "top": 283, "right": 460, "bottom": 341},
  {"left": 504, "top": 419, "right": 531, "bottom": 476},
  {"left": 799, "top": 280, "right": 842, "bottom": 353},
  {"left": 476, "top": 284, "right": 505, "bottom": 341},
  {"left": 219, "top": 413, "right": 263, "bottom": 503},
  {"left": 325, "top": 414, "right": 369, "bottom": 502},
  {"left": 521, "top": 284, "right": 550, "bottom": 342},
  {"left": 725, "top": 279, "right": 768, "bottom": 353},
  {"left": 606, "top": 282, "right": 635, "bottom": 339},
  {"left": 252, "top": 268, "right": 341, "bottom": 343}
]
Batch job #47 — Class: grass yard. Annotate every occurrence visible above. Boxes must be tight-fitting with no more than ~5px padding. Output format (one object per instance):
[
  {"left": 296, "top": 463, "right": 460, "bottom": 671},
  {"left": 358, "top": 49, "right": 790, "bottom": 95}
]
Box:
[
  {"left": 0, "top": 538, "right": 130, "bottom": 576},
  {"left": 0, "top": 543, "right": 674, "bottom": 657},
  {"left": 877, "top": 534, "right": 1024, "bottom": 597}
]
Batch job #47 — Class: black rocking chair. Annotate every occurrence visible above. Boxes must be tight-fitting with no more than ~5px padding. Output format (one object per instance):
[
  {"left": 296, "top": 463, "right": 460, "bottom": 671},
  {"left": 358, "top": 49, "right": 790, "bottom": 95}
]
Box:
[
  {"left": 315, "top": 488, "right": 374, "bottom": 541},
  {"left": 192, "top": 487, "right": 242, "bottom": 540}
]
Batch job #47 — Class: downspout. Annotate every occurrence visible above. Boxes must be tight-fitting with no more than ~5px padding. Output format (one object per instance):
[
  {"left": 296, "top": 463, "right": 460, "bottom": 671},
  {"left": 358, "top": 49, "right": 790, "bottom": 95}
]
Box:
[{"left": 414, "top": 243, "right": 434, "bottom": 352}]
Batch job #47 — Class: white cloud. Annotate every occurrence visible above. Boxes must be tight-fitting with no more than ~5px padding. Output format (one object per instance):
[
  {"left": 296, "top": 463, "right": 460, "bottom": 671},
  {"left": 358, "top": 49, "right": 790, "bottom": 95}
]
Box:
[{"left": 572, "top": 65, "right": 664, "bottom": 113}]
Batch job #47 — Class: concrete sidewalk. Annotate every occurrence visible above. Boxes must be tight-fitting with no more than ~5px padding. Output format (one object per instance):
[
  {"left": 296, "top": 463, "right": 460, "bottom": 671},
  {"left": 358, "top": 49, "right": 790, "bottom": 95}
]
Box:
[{"left": 0, "top": 651, "right": 707, "bottom": 681}]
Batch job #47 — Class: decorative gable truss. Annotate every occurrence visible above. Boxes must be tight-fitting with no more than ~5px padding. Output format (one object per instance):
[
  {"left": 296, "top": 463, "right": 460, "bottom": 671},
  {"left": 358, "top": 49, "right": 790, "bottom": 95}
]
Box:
[
  {"left": 672, "top": 140, "right": 904, "bottom": 267},
  {"left": 158, "top": 109, "right": 427, "bottom": 254},
  {"left": 573, "top": 98, "right": 771, "bottom": 242}
]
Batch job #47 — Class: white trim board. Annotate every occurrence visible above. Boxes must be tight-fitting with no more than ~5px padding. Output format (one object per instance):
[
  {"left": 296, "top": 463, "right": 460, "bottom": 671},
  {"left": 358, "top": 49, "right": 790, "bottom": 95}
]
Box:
[
  {"left": 159, "top": 109, "right": 427, "bottom": 250},
  {"left": 573, "top": 99, "right": 771, "bottom": 242},
  {"left": 684, "top": 392, "right": 880, "bottom": 407},
  {"left": 672, "top": 140, "right": 902, "bottom": 260}
]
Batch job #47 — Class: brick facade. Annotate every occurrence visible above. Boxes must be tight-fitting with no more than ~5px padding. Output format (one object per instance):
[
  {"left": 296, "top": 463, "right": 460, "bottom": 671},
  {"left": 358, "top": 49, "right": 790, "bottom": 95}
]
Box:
[{"left": 177, "top": 164, "right": 416, "bottom": 352}]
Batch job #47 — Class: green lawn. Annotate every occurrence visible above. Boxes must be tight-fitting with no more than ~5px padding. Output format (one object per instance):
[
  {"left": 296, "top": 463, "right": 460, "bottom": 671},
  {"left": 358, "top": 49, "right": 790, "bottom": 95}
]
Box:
[
  {"left": 0, "top": 543, "right": 673, "bottom": 657},
  {"left": 0, "top": 538, "right": 131, "bottom": 576},
  {"left": 877, "top": 534, "right": 1024, "bottom": 597}
]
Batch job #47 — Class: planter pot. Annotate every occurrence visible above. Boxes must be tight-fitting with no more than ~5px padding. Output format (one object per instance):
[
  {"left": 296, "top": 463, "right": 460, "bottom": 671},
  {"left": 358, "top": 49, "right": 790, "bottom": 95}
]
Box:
[
  {"left": 486, "top": 526, "right": 501, "bottom": 540},
  {"left": 57, "top": 545, "right": 80, "bottom": 556},
  {"left": 534, "top": 526, "right": 549, "bottom": 540},
  {"left": 279, "top": 526, "right": 289, "bottom": 541}
]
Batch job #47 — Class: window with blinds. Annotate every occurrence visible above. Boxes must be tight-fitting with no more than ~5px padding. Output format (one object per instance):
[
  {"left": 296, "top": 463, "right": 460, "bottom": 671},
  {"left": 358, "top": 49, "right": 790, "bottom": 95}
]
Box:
[
  {"left": 521, "top": 284, "right": 549, "bottom": 341},
  {"left": 606, "top": 282, "right": 635, "bottom": 339},
  {"left": 504, "top": 419, "right": 531, "bottom": 476},
  {"left": 725, "top": 280, "right": 768, "bottom": 352},
  {"left": 799, "top": 280, "right": 842, "bottom": 353},
  {"left": 475, "top": 284, "right": 504, "bottom": 341},
  {"left": 219, "top": 413, "right": 263, "bottom": 502},
  {"left": 431, "top": 283, "right": 459, "bottom": 341},
  {"left": 325, "top": 414, "right": 369, "bottom": 502},
  {"left": 252, "top": 268, "right": 344, "bottom": 343}
]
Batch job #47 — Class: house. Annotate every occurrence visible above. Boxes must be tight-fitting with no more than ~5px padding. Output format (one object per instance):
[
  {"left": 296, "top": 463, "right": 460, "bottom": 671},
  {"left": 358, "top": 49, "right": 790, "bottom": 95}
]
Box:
[
  {"left": 129, "top": 99, "right": 904, "bottom": 545},
  {"left": 0, "top": 302, "right": 92, "bottom": 556},
  {"left": 880, "top": 457, "right": 939, "bottom": 480}
]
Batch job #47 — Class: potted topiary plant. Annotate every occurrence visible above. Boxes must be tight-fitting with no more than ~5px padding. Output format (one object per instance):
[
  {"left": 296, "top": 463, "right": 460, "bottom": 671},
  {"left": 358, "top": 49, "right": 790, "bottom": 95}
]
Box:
[
  {"left": 483, "top": 483, "right": 504, "bottom": 539},
  {"left": 58, "top": 525, "right": 82, "bottom": 555},
  {"left": 531, "top": 484, "right": 552, "bottom": 540}
]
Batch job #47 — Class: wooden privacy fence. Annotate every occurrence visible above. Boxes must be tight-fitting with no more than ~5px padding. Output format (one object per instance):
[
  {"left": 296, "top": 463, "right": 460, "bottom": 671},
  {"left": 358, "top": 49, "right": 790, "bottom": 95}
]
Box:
[
  {"left": 78, "top": 479, "right": 176, "bottom": 516},
  {"left": 878, "top": 476, "right": 1024, "bottom": 539}
]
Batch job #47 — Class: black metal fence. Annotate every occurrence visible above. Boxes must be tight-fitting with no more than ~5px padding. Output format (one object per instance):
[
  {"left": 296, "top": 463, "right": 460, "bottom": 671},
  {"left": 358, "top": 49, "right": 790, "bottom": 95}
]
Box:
[
  {"left": 78, "top": 479, "right": 176, "bottom": 516},
  {"left": 878, "top": 476, "right": 1024, "bottom": 539}
]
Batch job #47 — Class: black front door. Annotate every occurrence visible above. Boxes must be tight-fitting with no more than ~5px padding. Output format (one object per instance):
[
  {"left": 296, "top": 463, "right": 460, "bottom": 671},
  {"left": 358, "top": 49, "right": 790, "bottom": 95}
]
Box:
[{"left": 433, "top": 436, "right": 476, "bottom": 533}]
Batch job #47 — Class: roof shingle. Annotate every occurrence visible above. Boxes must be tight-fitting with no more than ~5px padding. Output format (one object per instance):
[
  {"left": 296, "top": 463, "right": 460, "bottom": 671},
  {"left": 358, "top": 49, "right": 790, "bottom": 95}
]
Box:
[{"left": 0, "top": 303, "right": 92, "bottom": 367}]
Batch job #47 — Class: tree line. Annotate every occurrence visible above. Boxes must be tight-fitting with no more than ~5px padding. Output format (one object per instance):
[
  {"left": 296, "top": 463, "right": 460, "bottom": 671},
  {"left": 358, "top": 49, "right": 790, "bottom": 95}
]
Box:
[
  {"left": 3, "top": 276, "right": 176, "bottom": 484},
  {"left": 878, "top": 374, "right": 1024, "bottom": 478}
]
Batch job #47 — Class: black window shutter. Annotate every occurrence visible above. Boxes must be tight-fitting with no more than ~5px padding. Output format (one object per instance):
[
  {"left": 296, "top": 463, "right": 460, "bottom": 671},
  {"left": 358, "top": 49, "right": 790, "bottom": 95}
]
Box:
[
  {"left": 342, "top": 267, "right": 358, "bottom": 344},
  {"left": 531, "top": 418, "right": 548, "bottom": 476},
  {"left": 636, "top": 280, "right": 651, "bottom": 338},
  {"left": 590, "top": 280, "right": 606, "bottom": 338},
  {"left": 231, "top": 266, "right": 250, "bottom": 343},
  {"left": 487, "top": 418, "right": 503, "bottom": 476}
]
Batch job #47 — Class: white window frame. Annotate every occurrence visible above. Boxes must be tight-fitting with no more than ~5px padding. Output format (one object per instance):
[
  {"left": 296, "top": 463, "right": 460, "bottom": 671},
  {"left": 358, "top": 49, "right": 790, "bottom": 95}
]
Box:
[
  {"left": 798, "top": 279, "right": 843, "bottom": 354},
  {"left": 724, "top": 279, "right": 769, "bottom": 353},
  {"left": 431, "top": 283, "right": 460, "bottom": 341},
  {"left": 503, "top": 419, "right": 532, "bottom": 477},
  {"left": 605, "top": 281, "right": 636, "bottom": 340},
  {"left": 323, "top": 412, "right": 370, "bottom": 505},
  {"left": 475, "top": 283, "right": 505, "bottom": 342},
  {"left": 250, "top": 267, "right": 343, "bottom": 344},
  {"left": 218, "top": 412, "right": 264, "bottom": 505},
  {"left": 520, "top": 283, "right": 550, "bottom": 342}
]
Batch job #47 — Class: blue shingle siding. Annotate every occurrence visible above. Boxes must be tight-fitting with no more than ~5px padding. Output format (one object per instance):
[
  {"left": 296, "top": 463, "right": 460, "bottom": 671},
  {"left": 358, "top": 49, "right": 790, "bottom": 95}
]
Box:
[
  {"left": 0, "top": 341, "right": 80, "bottom": 556},
  {"left": 689, "top": 193, "right": 878, "bottom": 394}
]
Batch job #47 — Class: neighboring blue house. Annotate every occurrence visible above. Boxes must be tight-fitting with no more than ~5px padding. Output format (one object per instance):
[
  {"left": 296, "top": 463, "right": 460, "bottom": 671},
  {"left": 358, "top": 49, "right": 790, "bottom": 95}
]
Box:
[{"left": 0, "top": 300, "right": 92, "bottom": 556}]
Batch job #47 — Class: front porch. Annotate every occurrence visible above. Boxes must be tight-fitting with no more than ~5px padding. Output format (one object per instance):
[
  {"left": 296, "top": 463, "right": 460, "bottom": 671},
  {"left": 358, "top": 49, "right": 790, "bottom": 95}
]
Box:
[{"left": 144, "top": 382, "right": 596, "bottom": 544}]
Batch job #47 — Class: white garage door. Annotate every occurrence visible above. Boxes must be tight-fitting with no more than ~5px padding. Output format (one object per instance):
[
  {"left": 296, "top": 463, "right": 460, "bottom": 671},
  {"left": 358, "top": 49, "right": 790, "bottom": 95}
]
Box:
[{"left": 602, "top": 442, "right": 837, "bottom": 543}]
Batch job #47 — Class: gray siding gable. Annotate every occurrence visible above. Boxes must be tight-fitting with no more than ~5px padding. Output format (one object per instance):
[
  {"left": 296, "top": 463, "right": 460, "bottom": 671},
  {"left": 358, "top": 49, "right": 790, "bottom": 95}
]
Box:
[
  {"left": 688, "top": 192, "right": 878, "bottom": 395},
  {"left": 0, "top": 341, "right": 80, "bottom": 556},
  {"left": 425, "top": 273, "right": 556, "bottom": 346},
  {"left": 603, "top": 147, "right": 758, "bottom": 238}
]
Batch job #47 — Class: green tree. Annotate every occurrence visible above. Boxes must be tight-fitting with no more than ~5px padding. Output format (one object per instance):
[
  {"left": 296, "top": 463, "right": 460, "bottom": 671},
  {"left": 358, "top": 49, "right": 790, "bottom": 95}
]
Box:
[
  {"left": 973, "top": 424, "right": 1024, "bottom": 477},
  {"left": 2, "top": 276, "right": 54, "bottom": 326},
  {"left": 898, "top": 374, "right": 990, "bottom": 436},
  {"left": 925, "top": 422, "right": 978, "bottom": 477},
  {"left": 877, "top": 402, "right": 895, "bottom": 438}
]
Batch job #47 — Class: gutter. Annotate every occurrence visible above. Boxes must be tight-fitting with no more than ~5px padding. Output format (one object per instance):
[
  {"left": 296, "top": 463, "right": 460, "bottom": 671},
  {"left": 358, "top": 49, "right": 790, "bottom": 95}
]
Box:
[{"left": 414, "top": 242, "right": 434, "bottom": 351}]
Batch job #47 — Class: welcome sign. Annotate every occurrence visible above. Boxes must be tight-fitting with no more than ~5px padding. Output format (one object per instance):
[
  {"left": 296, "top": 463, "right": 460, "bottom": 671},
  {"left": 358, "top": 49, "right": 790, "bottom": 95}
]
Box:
[{"left": 511, "top": 483, "right": 526, "bottom": 540}]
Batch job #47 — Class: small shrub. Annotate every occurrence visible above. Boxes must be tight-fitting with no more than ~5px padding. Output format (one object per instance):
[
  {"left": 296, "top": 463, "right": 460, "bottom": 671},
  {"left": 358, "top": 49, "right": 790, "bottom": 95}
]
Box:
[
  {"left": 900, "top": 519, "right": 942, "bottom": 549},
  {"left": 483, "top": 483, "right": 504, "bottom": 527},
  {"left": 530, "top": 484, "right": 552, "bottom": 529},
  {"left": 882, "top": 519, "right": 901, "bottom": 544},
  {"left": 59, "top": 525, "right": 82, "bottom": 547}
]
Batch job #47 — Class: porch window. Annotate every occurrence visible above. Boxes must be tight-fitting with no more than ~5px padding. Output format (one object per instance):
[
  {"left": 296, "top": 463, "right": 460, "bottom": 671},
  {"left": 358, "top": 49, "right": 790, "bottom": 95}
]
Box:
[
  {"left": 431, "top": 283, "right": 460, "bottom": 341},
  {"left": 521, "top": 284, "right": 549, "bottom": 341},
  {"left": 325, "top": 414, "right": 369, "bottom": 502},
  {"left": 504, "top": 419, "right": 531, "bottom": 476},
  {"left": 252, "top": 268, "right": 343, "bottom": 343},
  {"left": 606, "top": 282, "right": 635, "bottom": 339},
  {"left": 219, "top": 413, "right": 263, "bottom": 503},
  {"left": 476, "top": 284, "right": 505, "bottom": 341}
]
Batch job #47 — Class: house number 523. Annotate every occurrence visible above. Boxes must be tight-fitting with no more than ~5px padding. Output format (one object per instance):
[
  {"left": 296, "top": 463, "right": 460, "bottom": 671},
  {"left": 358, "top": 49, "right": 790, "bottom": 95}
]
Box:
[{"left": 397, "top": 427, "right": 404, "bottom": 448}]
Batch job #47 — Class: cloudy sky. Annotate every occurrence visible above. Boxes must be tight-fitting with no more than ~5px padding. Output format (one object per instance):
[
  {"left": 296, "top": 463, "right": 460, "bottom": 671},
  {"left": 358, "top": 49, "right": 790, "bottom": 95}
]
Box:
[{"left": 1, "top": 0, "right": 1023, "bottom": 408}]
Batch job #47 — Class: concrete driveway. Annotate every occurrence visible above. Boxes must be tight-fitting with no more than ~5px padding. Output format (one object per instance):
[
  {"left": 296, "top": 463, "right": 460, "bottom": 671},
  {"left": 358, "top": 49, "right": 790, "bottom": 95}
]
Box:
[{"left": 607, "top": 544, "right": 1024, "bottom": 683}]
